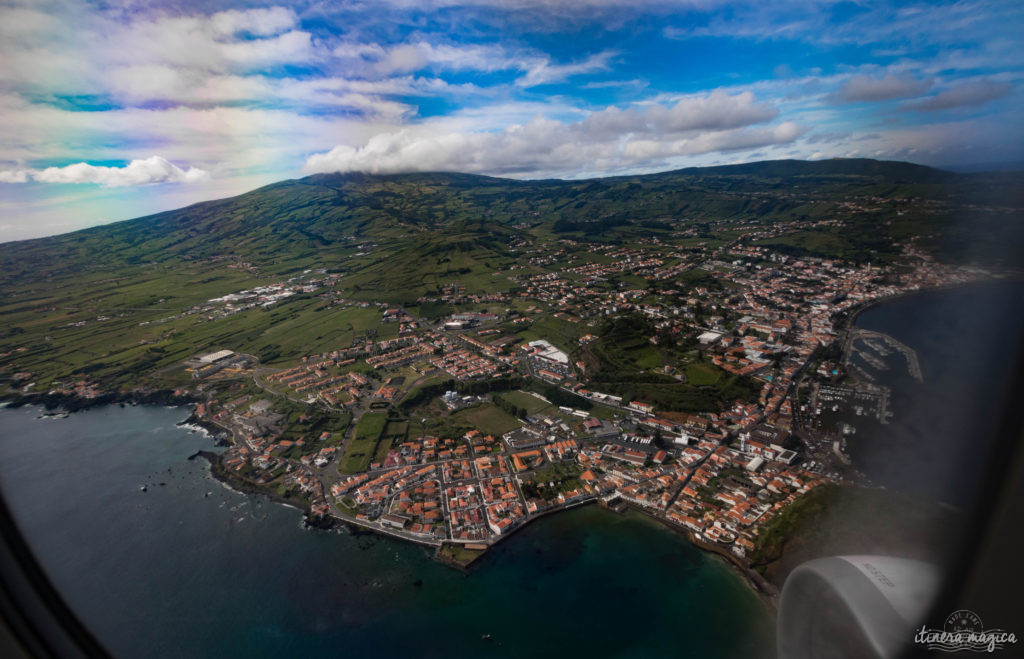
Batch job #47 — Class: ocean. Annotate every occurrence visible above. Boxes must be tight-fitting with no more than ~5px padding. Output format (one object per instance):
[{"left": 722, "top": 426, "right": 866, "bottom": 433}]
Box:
[
  {"left": 848, "top": 278, "right": 1024, "bottom": 507},
  {"left": 0, "top": 403, "right": 775, "bottom": 659}
]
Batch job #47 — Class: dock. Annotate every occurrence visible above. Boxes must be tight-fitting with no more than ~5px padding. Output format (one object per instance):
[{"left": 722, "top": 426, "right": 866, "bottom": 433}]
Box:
[{"left": 846, "top": 328, "right": 922, "bottom": 382}]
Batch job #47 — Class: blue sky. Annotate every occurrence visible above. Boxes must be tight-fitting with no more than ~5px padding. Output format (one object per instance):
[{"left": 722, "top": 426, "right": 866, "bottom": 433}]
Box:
[{"left": 0, "top": 0, "right": 1021, "bottom": 241}]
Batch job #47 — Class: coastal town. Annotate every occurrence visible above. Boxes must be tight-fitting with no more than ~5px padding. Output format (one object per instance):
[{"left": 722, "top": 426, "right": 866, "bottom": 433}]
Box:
[{"left": 137, "top": 230, "right": 992, "bottom": 581}]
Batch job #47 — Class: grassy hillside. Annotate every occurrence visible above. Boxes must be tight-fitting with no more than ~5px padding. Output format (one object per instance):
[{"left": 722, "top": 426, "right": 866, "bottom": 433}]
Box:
[{"left": 2, "top": 159, "right": 1020, "bottom": 279}]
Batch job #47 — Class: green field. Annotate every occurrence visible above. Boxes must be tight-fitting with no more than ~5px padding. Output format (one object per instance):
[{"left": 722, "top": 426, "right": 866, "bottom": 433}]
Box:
[
  {"left": 166, "top": 301, "right": 394, "bottom": 366},
  {"left": 343, "top": 231, "right": 518, "bottom": 304},
  {"left": 450, "top": 403, "right": 522, "bottom": 436},
  {"left": 499, "top": 382, "right": 616, "bottom": 421},
  {"left": 497, "top": 390, "right": 550, "bottom": 415},
  {"left": 339, "top": 411, "right": 388, "bottom": 473},
  {"left": 373, "top": 419, "right": 409, "bottom": 463},
  {"left": 513, "top": 314, "right": 584, "bottom": 349},
  {"left": 0, "top": 276, "right": 397, "bottom": 389},
  {"left": 754, "top": 231, "right": 851, "bottom": 260},
  {"left": 585, "top": 314, "right": 663, "bottom": 378},
  {"left": 278, "top": 409, "right": 352, "bottom": 450},
  {"left": 685, "top": 361, "right": 722, "bottom": 386},
  {"left": 336, "top": 497, "right": 358, "bottom": 516},
  {"left": 584, "top": 403, "right": 621, "bottom": 421},
  {"left": 631, "top": 344, "right": 663, "bottom": 369},
  {"left": 520, "top": 462, "right": 584, "bottom": 500}
]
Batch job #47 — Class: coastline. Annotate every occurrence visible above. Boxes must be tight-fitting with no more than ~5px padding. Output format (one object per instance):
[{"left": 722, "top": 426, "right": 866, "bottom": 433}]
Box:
[
  {"left": 0, "top": 407, "right": 781, "bottom": 659},
  {"left": 618, "top": 502, "right": 780, "bottom": 612},
  {"left": 688, "top": 529, "right": 779, "bottom": 611},
  {"left": 0, "top": 386, "right": 202, "bottom": 415},
  {"left": 0, "top": 395, "right": 786, "bottom": 604},
  {"left": 202, "top": 453, "right": 781, "bottom": 607},
  {"left": 443, "top": 497, "right": 602, "bottom": 571},
  {"left": 177, "top": 413, "right": 233, "bottom": 447},
  {"left": 176, "top": 433, "right": 783, "bottom": 600},
  {"left": 0, "top": 276, "right": 960, "bottom": 600},
  {"left": 836, "top": 276, "right": 1016, "bottom": 333},
  {"left": 199, "top": 449, "right": 339, "bottom": 531},
  {"left": 7, "top": 395, "right": 778, "bottom": 613},
  {"left": 0, "top": 386, "right": 241, "bottom": 453}
]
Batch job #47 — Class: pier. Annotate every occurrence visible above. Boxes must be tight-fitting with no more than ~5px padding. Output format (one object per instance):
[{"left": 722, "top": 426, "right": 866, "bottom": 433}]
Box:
[
  {"left": 858, "top": 348, "right": 889, "bottom": 371},
  {"left": 862, "top": 338, "right": 891, "bottom": 356},
  {"left": 845, "top": 328, "right": 923, "bottom": 382}
]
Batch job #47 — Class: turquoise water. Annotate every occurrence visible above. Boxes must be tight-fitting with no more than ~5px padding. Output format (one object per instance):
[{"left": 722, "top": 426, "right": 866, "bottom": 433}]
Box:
[{"left": 0, "top": 403, "right": 775, "bottom": 658}]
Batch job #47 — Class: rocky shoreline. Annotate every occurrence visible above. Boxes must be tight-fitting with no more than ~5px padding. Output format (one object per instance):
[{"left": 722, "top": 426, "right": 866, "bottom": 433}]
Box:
[
  {"left": 0, "top": 390, "right": 334, "bottom": 531},
  {"left": 197, "top": 449, "right": 339, "bottom": 531},
  {"left": 1, "top": 387, "right": 202, "bottom": 415},
  {"left": 0, "top": 385, "right": 238, "bottom": 448},
  {"left": 176, "top": 414, "right": 232, "bottom": 447}
]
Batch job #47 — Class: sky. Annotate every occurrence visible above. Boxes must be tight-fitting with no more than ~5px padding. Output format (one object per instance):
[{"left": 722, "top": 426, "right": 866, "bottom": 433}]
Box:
[{"left": 0, "top": 0, "right": 1022, "bottom": 242}]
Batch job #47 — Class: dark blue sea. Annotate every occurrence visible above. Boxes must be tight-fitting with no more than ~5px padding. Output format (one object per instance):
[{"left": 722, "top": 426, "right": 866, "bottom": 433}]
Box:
[
  {"left": 0, "top": 404, "right": 775, "bottom": 659},
  {"left": 850, "top": 278, "right": 1024, "bottom": 506}
]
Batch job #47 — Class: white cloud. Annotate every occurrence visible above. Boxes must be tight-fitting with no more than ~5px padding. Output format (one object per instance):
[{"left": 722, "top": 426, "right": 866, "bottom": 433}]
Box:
[
  {"left": 220, "top": 30, "right": 314, "bottom": 66},
  {"left": 303, "top": 91, "right": 800, "bottom": 177},
  {"left": 209, "top": 7, "right": 298, "bottom": 37},
  {"left": 105, "top": 15, "right": 315, "bottom": 72},
  {"left": 372, "top": 43, "right": 431, "bottom": 75},
  {"left": 335, "top": 38, "right": 614, "bottom": 87},
  {"left": 106, "top": 65, "right": 197, "bottom": 104},
  {"left": 100, "top": 68, "right": 430, "bottom": 119},
  {"left": 572, "top": 90, "right": 777, "bottom": 140},
  {"left": 0, "top": 5, "right": 318, "bottom": 102},
  {"left": 642, "top": 90, "right": 777, "bottom": 131},
  {"left": 0, "top": 170, "right": 30, "bottom": 183},
  {"left": 515, "top": 51, "right": 615, "bottom": 87},
  {"left": 621, "top": 122, "right": 804, "bottom": 159},
  {"left": 335, "top": 40, "right": 513, "bottom": 76},
  {"left": 1, "top": 157, "right": 211, "bottom": 187},
  {"left": 2, "top": 7, "right": 507, "bottom": 124}
]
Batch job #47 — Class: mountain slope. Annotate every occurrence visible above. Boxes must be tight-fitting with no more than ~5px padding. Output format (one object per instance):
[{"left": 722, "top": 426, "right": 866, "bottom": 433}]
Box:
[{"left": 1, "top": 158, "right": 1020, "bottom": 283}]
